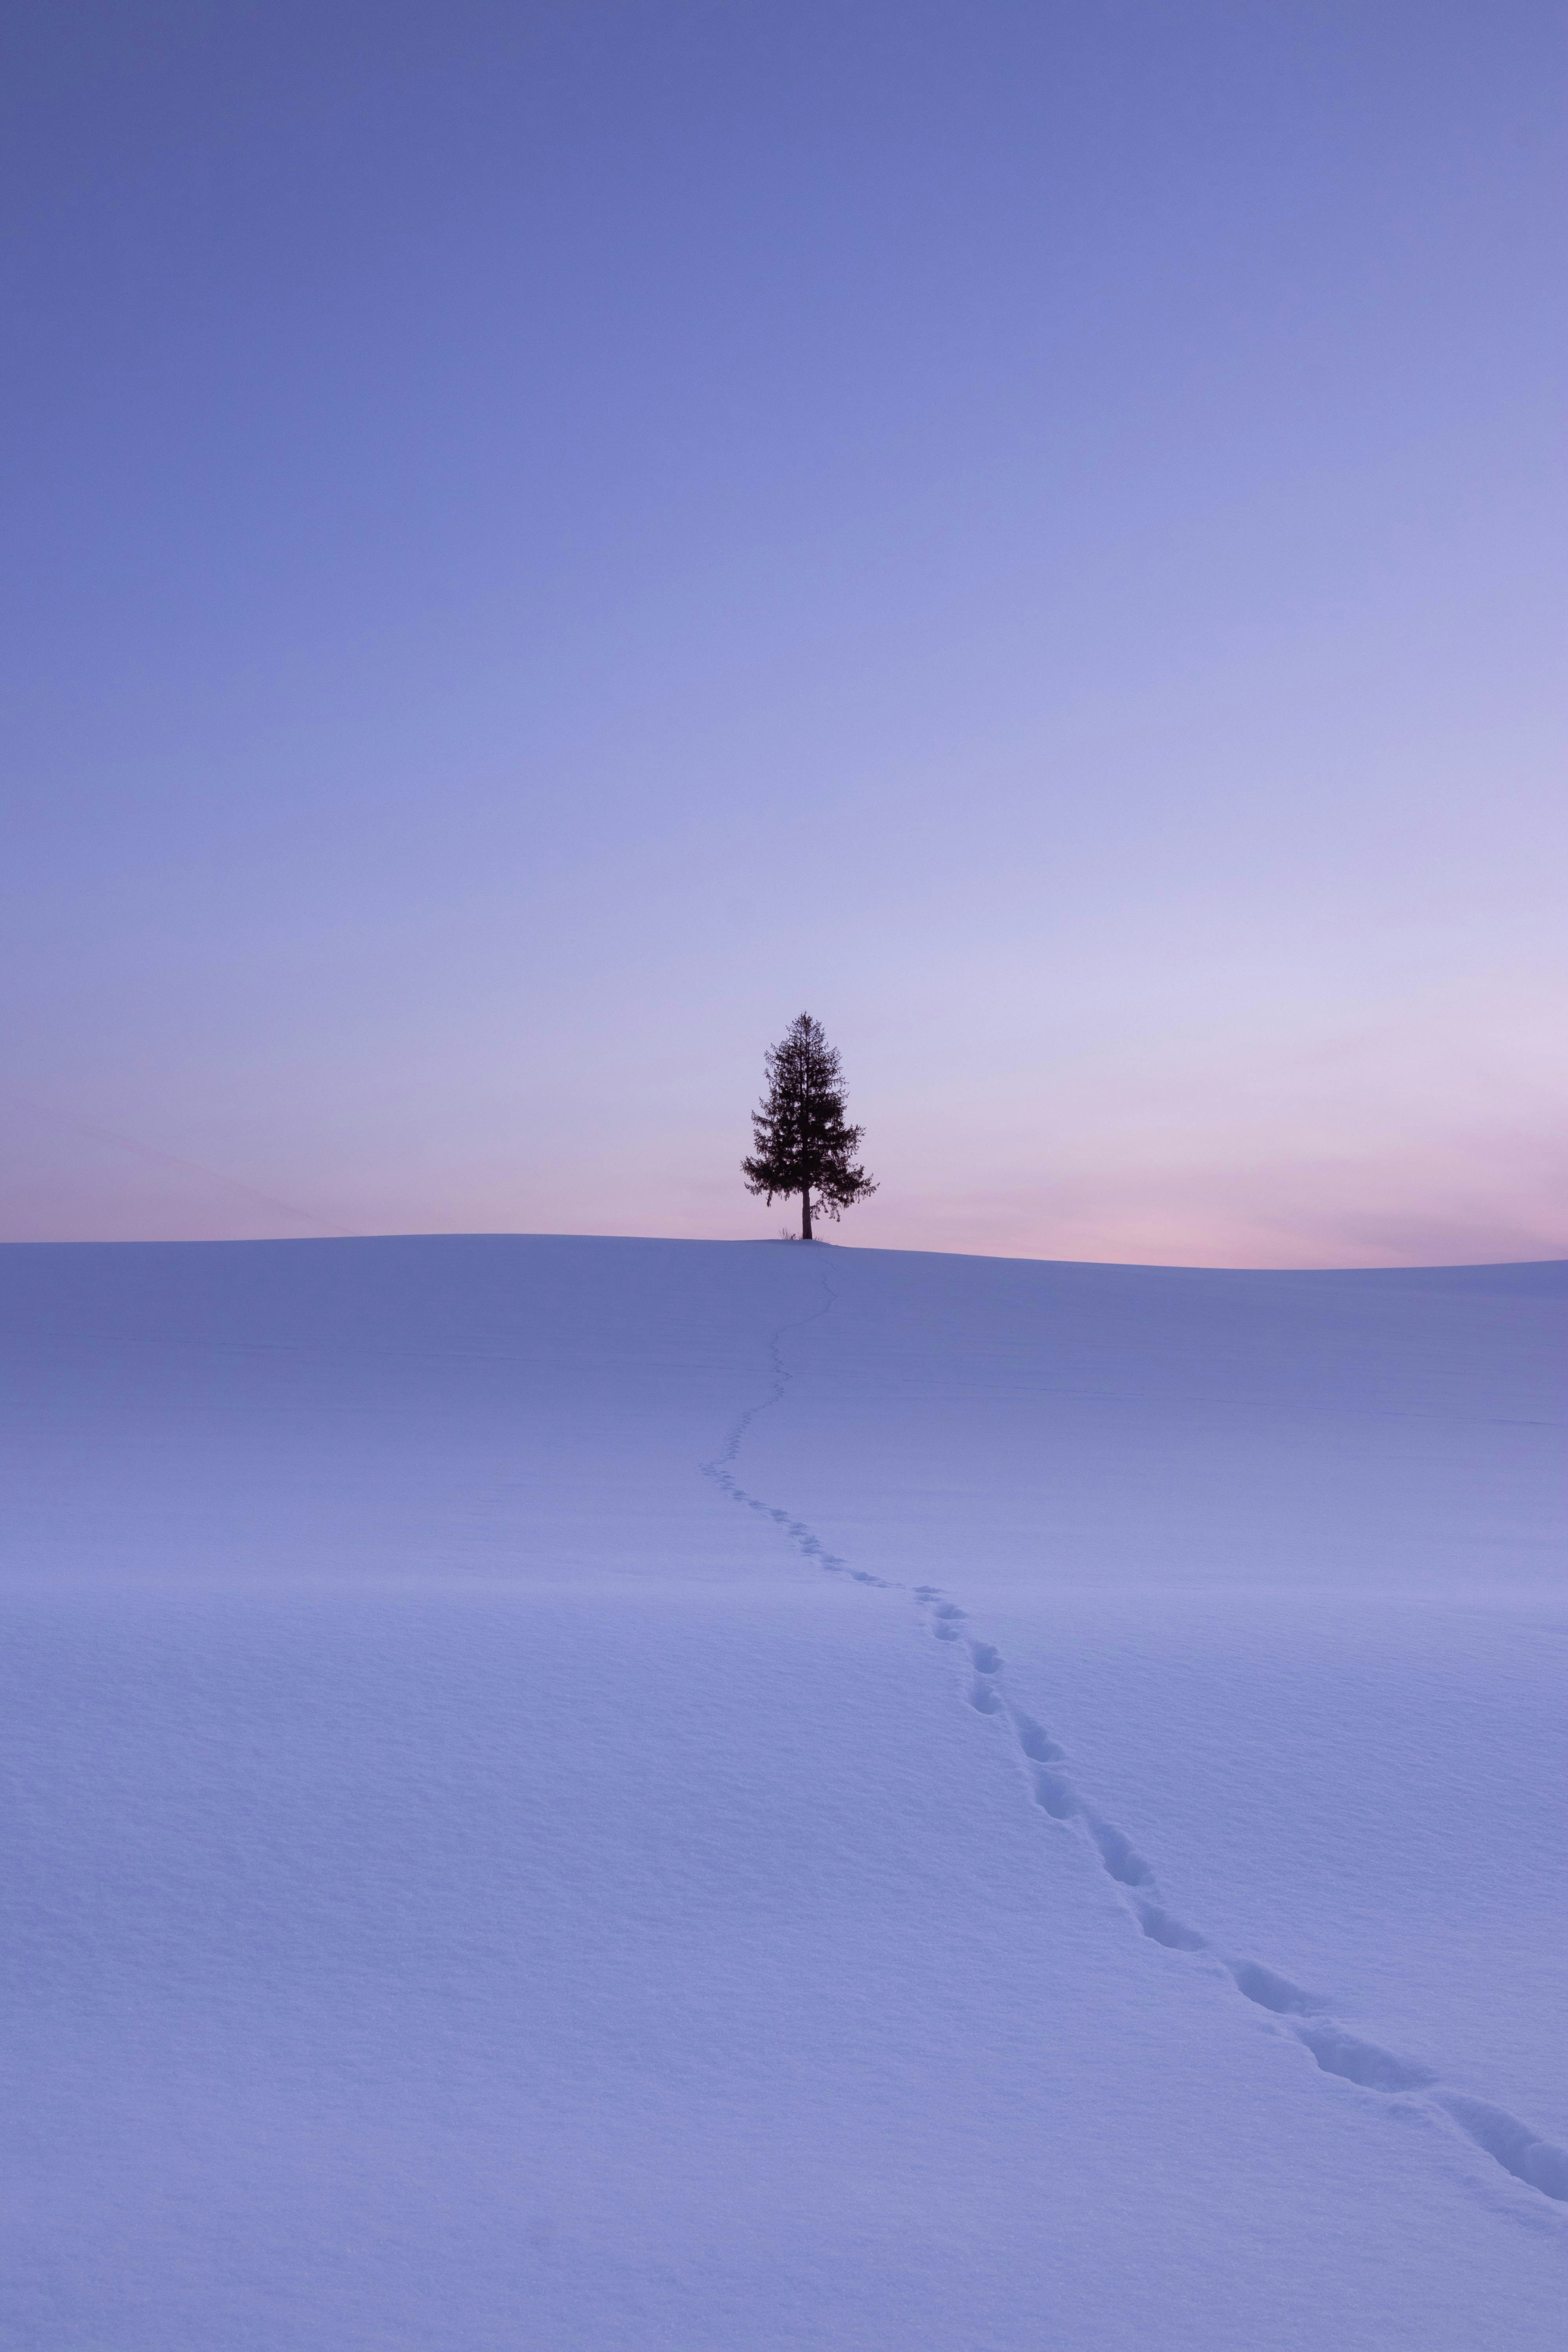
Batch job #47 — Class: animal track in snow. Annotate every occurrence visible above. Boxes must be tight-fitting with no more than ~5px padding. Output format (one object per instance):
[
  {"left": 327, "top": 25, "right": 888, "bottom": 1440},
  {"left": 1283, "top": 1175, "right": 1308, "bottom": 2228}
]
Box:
[
  {"left": 704, "top": 1268, "right": 1568, "bottom": 2214},
  {"left": 1013, "top": 1715, "right": 1065, "bottom": 1764},
  {"left": 917, "top": 1589, "right": 1568, "bottom": 2208},
  {"left": 1229, "top": 1961, "right": 1322, "bottom": 2017},
  {"left": 1438, "top": 2096, "right": 1568, "bottom": 2202},
  {"left": 1082, "top": 1813, "right": 1156, "bottom": 1890},
  {"left": 701, "top": 1277, "right": 858, "bottom": 1588},
  {"left": 1031, "top": 1768, "right": 1078, "bottom": 1822},
  {"left": 1296, "top": 2026, "right": 1435, "bottom": 2094},
  {"left": 1135, "top": 1902, "right": 1208, "bottom": 1953}
]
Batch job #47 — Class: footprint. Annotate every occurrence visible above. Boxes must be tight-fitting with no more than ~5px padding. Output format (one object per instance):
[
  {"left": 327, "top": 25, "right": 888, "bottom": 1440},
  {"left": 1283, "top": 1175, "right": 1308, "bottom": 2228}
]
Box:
[
  {"left": 969, "top": 1642, "right": 1002, "bottom": 1675},
  {"left": 1085, "top": 1813, "right": 1154, "bottom": 1889},
  {"left": 1295, "top": 2026, "right": 1435, "bottom": 2094},
  {"left": 1230, "top": 1961, "right": 1321, "bottom": 2016},
  {"left": 1136, "top": 1903, "right": 1208, "bottom": 1952},
  {"left": 968, "top": 1678, "right": 1002, "bottom": 1714},
  {"left": 1437, "top": 2094, "right": 1568, "bottom": 2202},
  {"left": 1013, "top": 1715, "right": 1065, "bottom": 1764},
  {"left": 1033, "top": 1769, "right": 1079, "bottom": 1821}
]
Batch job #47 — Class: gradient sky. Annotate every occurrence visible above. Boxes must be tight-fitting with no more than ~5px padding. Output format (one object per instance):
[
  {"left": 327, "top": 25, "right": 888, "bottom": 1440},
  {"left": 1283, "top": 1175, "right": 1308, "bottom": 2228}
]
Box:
[{"left": 4, "top": 1, "right": 1564, "bottom": 1264}]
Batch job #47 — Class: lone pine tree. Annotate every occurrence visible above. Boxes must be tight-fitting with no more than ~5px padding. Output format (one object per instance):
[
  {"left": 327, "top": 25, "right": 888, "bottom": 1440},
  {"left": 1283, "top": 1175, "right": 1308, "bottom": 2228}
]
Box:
[{"left": 742, "top": 1013, "right": 877, "bottom": 1241}]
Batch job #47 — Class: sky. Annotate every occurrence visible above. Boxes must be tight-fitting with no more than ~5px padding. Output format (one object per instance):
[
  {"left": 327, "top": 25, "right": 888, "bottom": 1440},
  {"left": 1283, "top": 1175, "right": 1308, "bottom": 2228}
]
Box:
[{"left": 2, "top": 0, "right": 1564, "bottom": 1266}]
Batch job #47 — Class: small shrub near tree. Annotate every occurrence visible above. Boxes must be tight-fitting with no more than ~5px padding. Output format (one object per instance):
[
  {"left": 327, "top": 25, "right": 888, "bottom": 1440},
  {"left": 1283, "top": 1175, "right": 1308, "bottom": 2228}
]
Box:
[{"left": 742, "top": 1013, "right": 876, "bottom": 1241}]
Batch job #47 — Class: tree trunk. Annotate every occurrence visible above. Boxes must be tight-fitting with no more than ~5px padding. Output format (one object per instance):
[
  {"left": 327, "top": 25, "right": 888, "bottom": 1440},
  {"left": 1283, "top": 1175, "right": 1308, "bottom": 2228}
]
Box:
[{"left": 801, "top": 1189, "right": 813, "bottom": 1241}]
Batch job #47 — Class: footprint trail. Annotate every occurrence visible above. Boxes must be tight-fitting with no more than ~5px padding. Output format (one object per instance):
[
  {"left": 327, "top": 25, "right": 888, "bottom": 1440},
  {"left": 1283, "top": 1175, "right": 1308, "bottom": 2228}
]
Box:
[
  {"left": 702, "top": 1267, "right": 1568, "bottom": 2215},
  {"left": 703, "top": 1272, "right": 889, "bottom": 1588}
]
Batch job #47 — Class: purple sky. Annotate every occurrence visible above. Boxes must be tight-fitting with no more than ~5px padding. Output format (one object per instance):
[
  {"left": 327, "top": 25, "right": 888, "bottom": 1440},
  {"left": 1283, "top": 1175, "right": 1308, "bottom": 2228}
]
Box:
[{"left": 4, "top": 2, "right": 1564, "bottom": 1265}]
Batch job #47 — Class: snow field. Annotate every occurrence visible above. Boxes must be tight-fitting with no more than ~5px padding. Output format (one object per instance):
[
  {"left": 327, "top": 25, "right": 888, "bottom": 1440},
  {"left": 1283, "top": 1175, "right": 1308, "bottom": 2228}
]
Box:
[{"left": 1, "top": 1236, "right": 1563, "bottom": 2348}]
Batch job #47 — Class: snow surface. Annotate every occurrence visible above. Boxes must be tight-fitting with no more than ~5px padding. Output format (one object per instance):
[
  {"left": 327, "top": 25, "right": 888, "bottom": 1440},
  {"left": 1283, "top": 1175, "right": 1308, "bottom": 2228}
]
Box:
[{"left": 1, "top": 1235, "right": 1564, "bottom": 2350}]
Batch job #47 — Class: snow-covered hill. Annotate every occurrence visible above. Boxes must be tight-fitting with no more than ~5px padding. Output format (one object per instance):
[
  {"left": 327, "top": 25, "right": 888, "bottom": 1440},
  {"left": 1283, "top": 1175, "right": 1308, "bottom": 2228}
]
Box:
[{"left": 2, "top": 1237, "right": 1563, "bottom": 2350}]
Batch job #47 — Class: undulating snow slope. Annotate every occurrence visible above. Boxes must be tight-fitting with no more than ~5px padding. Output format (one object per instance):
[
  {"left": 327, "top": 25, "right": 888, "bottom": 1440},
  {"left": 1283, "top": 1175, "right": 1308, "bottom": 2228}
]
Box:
[{"left": 1, "top": 1236, "right": 1563, "bottom": 2351}]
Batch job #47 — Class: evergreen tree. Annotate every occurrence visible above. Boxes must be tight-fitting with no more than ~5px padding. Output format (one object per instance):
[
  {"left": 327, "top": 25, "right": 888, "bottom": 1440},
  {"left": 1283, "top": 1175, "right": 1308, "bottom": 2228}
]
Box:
[{"left": 742, "top": 1013, "right": 876, "bottom": 1241}]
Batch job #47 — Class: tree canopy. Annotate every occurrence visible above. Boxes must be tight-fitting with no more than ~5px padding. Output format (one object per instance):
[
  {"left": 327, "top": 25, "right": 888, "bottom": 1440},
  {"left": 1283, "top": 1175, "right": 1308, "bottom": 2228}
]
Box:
[{"left": 742, "top": 1013, "right": 876, "bottom": 1241}]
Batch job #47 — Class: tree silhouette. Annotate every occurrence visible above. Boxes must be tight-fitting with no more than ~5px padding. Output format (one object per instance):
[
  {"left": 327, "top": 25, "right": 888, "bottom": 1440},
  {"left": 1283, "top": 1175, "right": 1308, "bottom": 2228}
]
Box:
[{"left": 742, "top": 1013, "right": 876, "bottom": 1241}]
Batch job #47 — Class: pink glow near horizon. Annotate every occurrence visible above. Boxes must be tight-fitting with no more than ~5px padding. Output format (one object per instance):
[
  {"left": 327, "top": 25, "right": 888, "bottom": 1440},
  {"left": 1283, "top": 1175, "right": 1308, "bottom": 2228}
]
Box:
[{"left": 7, "top": 1085, "right": 1562, "bottom": 1270}]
